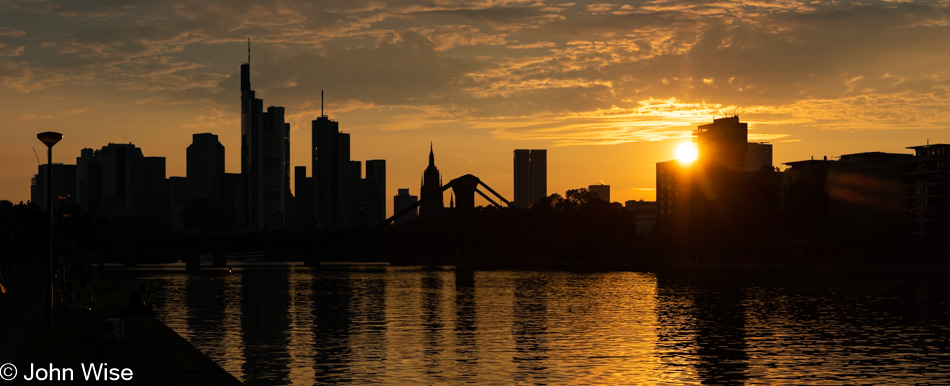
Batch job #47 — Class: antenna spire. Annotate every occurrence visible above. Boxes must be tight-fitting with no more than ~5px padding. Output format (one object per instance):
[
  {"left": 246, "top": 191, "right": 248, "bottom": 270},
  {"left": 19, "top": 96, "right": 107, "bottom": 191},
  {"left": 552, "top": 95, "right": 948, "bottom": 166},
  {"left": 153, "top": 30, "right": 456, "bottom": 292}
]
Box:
[
  {"left": 247, "top": 36, "right": 251, "bottom": 65},
  {"left": 321, "top": 90, "right": 325, "bottom": 117}
]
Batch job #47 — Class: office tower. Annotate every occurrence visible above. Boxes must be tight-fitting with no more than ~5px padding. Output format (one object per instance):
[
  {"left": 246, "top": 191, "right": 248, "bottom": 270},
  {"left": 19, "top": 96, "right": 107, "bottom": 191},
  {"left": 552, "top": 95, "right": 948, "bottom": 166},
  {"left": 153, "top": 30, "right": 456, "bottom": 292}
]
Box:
[
  {"left": 695, "top": 115, "right": 748, "bottom": 172},
  {"left": 187, "top": 133, "right": 224, "bottom": 201},
  {"left": 513, "top": 149, "right": 547, "bottom": 208},
  {"left": 313, "top": 114, "right": 343, "bottom": 229},
  {"left": 30, "top": 163, "right": 76, "bottom": 211},
  {"left": 420, "top": 143, "right": 443, "bottom": 217},
  {"left": 240, "top": 51, "right": 289, "bottom": 230},
  {"left": 187, "top": 133, "right": 225, "bottom": 231},
  {"left": 589, "top": 184, "right": 610, "bottom": 203},
  {"left": 393, "top": 188, "right": 418, "bottom": 224},
  {"left": 365, "top": 160, "right": 386, "bottom": 223}
]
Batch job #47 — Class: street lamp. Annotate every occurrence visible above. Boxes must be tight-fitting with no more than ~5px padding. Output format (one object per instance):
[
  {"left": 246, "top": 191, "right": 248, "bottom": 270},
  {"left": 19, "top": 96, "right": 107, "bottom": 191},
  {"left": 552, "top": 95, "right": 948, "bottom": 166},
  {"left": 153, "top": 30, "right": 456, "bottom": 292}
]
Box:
[
  {"left": 57, "top": 194, "right": 69, "bottom": 287},
  {"left": 37, "top": 131, "right": 62, "bottom": 330}
]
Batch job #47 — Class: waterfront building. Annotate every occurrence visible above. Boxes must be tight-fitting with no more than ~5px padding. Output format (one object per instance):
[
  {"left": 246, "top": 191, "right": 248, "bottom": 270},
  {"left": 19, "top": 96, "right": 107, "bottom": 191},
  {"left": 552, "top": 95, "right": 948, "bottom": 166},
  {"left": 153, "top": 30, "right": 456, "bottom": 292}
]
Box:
[{"left": 907, "top": 144, "right": 950, "bottom": 244}]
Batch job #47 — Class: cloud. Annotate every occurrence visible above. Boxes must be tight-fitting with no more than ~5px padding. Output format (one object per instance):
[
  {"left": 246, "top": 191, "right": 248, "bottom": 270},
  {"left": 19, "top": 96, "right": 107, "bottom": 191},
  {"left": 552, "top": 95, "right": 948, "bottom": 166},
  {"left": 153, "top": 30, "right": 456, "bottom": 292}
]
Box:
[
  {"left": 0, "top": 27, "right": 25, "bottom": 37},
  {"left": 18, "top": 113, "right": 53, "bottom": 120},
  {"left": 0, "top": 43, "right": 24, "bottom": 56}
]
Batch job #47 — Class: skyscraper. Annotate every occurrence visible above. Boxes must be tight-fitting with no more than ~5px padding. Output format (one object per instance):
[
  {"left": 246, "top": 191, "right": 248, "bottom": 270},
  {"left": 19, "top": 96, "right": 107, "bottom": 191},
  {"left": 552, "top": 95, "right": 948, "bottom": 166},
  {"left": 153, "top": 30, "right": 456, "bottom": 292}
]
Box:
[
  {"left": 186, "top": 133, "right": 224, "bottom": 231},
  {"left": 513, "top": 149, "right": 547, "bottom": 208},
  {"left": 420, "top": 143, "right": 443, "bottom": 217},
  {"left": 313, "top": 114, "right": 344, "bottom": 229},
  {"left": 240, "top": 47, "right": 289, "bottom": 230},
  {"left": 365, "top": 160, "right": 386, "bottom": 223}
]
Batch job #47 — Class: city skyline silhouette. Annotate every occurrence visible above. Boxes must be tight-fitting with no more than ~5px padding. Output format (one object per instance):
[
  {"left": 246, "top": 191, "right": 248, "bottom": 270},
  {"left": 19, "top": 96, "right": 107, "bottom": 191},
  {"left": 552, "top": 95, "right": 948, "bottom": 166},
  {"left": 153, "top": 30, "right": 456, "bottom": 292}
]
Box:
[{"left": 4, "top": 1, "right": 950, "bottom": 208}]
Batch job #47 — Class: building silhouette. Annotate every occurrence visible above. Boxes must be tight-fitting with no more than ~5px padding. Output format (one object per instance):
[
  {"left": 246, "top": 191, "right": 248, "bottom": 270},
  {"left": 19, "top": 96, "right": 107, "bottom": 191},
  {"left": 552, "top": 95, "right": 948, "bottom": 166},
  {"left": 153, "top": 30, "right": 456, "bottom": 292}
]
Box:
[
  {"left": 393, "top": 188, "right": 418, "bottom": 224},
  {"left": 589, "top": 184, "right": 610, "bottom": 203},
  {"left": 420, "top": 143, "right": 443, "bottom": 217},
  {"left": 745, "top": 143, "right": 773, "bottom": 172},
  {"left": 294, "top": 166, "right": 313, "bottom": 228},
  {"left": 75, "top": 143, "right": 165, "bottom": 218},
  {"left": 695, "top": 115, "right": 748, "bottom": 172},
  {"left": 656, "top": 116, "right": 780, "bottom": 260},
  {"left": 513, "top": 149, "right": 547, "bottom": 208},
  {"left": 625, "top": 200, "right": 658, "bottom": 236},
  {"left": 311, "top": 99, "right": 385, "bottom": 229},
  {"left": 364, "top": 160, "right": 386, "bottom": 224},
  {"left": 240, "top": 50, "right": 289, "bottom": 230},
  {"left": 30, "top": 163, "right": 76, "bottom": 210},
  {"left": 907, "top": 144, "right": 950, "bottom": 245},
  {"left": 186, "top": 133, "right": 225, "bottom": 231},
  {"left": 780, "top": 157, "right": 837, "bottom": 242},
  {"left": 312, "top": 113, "right": 348, "bottom": 229}
]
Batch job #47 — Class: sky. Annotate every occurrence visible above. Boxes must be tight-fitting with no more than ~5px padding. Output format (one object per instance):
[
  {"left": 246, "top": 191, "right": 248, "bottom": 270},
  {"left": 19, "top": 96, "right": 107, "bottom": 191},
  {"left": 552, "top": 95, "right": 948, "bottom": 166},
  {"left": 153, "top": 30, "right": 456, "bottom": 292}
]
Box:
[{"left": 3, "top": 0, "right": 950, "bottom": 213}]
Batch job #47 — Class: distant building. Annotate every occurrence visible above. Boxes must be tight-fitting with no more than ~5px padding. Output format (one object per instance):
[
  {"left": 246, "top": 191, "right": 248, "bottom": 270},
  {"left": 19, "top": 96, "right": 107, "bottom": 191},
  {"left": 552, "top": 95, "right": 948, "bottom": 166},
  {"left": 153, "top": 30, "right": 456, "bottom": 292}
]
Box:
[
  {"left": 294, "top": 166, "right": 313, "bottom": 228},
  {"left": 420, "top": 143, "right": 444, "bottom": 217},
  {"left": 827, "top": 151, "right": 912, "bottom": 256},
  {"left": 30, "top": 163, "right": 76, "bottom": 211},
  {"left": 311, "top": 107, "right": 384, "bottom": 229},
  {"left": 75, "top": 143, "right": 164, "bottom": 218},
  {"left": 656, "top": 160, "right": 686, "bottom": 218},
  {"left": 906, "top": 144, "right": 950, "bottom": 243},
  {"left": 781, "top": 157, "right": 837, "bottom": 240},
  {"left": 364, "top": 160, "right": 386, "bottom": 224},
  {"left": 142, "top": 156, "right": 166, "bottom": 220},
  {"left": 240, "top": 55, "right": 289, "bottom": 230},
  {"left": 625, "top": 200, "right": 658, "bottom": 236},
  {"left": 589, "top": 184, "right": 610, "bottom": 203},
  {"left": 695, "top": 115, "right": 748, "bottom": 172},
  {"left": 166, "top": 176, "right": 187, "bottom": 230},
  {"left": 393, "top": 188, "right": 419, "bottom": 224},
  {"left": 513, "top": 149, "right": 547, "bottom": 208},
  {"left": 746, "top": 143, "right": 773, "bottom": 172},
  {"left": 186, "top": 133, "right": 224, "bottom": 231}
]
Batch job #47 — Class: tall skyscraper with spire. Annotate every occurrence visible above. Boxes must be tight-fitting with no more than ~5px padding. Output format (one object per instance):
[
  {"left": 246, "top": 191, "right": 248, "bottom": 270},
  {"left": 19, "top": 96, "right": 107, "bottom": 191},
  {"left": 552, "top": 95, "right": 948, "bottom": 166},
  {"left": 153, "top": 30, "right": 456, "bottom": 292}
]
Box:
[
  {"left": 420, "top": 143, "right": 443, "bottom": 217},
  {"left": 241, "top": 39, "right": 289, "bottom": 230}
]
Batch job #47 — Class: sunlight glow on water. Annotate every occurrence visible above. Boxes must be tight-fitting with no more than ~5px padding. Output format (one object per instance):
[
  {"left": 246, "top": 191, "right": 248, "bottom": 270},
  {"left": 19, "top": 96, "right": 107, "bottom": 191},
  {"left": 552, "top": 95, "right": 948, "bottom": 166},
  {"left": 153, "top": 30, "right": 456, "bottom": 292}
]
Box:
[{"left": 125, "top": 268, "right": 950, "bottom": 385}]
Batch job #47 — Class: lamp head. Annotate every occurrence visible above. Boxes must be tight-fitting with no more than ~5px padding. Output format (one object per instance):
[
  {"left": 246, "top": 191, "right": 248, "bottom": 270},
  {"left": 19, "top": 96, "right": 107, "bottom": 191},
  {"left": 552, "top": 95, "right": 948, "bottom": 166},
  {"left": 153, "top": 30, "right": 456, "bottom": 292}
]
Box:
[{"left": 37, "top": 131, "right": 63, "bottom": 148}]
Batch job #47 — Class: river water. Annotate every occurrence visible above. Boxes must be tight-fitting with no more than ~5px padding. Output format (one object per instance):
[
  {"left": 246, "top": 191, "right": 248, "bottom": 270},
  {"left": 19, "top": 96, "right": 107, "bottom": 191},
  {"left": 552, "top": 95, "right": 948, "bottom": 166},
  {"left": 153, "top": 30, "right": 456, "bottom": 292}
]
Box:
[{"left": 121, "top": 267, "right": 950, "bottom": 385}]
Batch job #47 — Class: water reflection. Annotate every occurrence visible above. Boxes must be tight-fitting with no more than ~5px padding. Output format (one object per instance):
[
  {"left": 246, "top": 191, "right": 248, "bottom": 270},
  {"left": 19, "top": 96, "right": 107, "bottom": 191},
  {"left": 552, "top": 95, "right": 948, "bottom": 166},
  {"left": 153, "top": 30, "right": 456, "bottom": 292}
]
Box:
[{"left": 123, "top": 269, "right": 950, "bottom": 384}]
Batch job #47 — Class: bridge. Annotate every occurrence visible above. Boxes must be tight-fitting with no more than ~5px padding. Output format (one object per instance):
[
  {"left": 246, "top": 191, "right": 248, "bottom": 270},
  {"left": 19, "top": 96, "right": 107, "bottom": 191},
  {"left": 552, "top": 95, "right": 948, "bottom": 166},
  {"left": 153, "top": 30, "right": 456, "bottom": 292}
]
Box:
[{"left": 382, "top": 174, "right": 513, "bottom": 225}]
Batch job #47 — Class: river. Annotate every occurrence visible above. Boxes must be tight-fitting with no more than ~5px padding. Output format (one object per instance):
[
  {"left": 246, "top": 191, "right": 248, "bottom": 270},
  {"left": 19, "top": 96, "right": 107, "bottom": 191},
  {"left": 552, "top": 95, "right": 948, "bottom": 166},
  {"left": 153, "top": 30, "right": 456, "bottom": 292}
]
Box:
[{"left": 119, "top": 266, "right": 950, "bottom": 384}]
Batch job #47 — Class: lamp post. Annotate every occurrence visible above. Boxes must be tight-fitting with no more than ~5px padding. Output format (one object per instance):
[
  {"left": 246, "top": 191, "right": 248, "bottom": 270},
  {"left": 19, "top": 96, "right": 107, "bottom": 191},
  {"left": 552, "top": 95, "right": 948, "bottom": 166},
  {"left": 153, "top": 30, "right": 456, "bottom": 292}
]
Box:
[
  {"left": 37, "top": 131, "right": 62, "bottom": 330},
  {"left": 57, "top": 194, "right": 69, "bottom": 286}
]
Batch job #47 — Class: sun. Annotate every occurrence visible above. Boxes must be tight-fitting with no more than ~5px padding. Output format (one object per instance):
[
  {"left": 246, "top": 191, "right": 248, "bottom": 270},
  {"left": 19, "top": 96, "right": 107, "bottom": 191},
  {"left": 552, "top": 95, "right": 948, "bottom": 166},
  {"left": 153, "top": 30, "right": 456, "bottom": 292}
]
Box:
[{"left": 676, "top": 143, "right": 698, "bottom": 164}]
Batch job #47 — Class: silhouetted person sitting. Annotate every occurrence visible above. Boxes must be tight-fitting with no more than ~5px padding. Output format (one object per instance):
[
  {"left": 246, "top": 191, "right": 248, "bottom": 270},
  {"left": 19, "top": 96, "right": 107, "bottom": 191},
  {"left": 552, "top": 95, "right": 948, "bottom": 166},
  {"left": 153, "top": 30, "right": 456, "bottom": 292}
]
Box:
[{"left": 127, "top": 284, "right": 153, "bottom": 315}]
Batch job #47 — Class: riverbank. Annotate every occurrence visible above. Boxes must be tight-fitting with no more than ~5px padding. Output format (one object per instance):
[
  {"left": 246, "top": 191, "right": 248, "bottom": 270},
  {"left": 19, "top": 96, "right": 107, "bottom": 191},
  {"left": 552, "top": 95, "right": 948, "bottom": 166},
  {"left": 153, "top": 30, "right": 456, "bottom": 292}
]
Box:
[{"left": 1, "top": 267, "right": 241, "bottom": 385}]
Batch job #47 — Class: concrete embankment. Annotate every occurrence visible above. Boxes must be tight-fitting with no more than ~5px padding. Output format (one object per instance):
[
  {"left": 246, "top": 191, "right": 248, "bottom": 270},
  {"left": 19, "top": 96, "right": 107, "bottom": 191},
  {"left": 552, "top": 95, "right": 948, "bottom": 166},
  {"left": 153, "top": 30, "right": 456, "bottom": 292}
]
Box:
[{"left": 1, "top": 266, "right": 241, "bottom": 385}]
